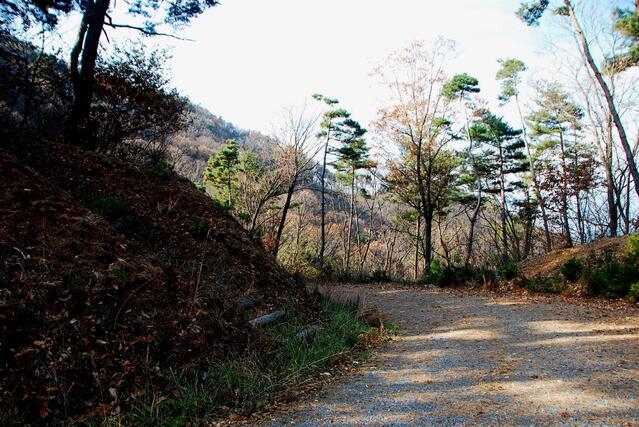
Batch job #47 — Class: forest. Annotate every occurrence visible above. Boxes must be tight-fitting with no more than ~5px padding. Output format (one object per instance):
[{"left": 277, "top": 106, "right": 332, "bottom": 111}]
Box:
[{"left": 1, "top": 0, "right": 639, "bottom": 425}]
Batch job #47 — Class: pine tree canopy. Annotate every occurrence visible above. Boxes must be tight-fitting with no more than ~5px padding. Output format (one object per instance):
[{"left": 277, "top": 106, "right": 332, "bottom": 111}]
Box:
[{"left": 442, "top": 73, "right": 480, "bottom": 100}]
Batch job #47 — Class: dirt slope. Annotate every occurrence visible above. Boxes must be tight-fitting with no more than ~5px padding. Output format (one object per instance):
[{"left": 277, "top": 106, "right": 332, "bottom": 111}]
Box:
[
  {"left": 519, "top": 236, "right": 629, "bottom": 278},
  {"left": 264, "top": 285, "right": 639, "bottom": 426},
  {"left": 0, "top": 142, "right": 303, "bottom": 422}
]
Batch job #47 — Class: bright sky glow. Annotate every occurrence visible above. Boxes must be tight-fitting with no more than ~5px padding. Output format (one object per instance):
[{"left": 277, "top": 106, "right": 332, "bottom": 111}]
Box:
[
  {"left": 54, "top": 1, "right": 629, "bottom": 135},
  {"left": 167, "top": 0, "right": 551, "bottom": 132}
]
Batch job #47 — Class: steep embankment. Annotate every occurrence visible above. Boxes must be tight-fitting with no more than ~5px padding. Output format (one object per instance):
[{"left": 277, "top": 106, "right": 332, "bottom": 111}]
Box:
[
  {"left": 0, "top": 143, "right": 304, "bottom": 422},
  {"left": 519, "top": 236, "right": 629, "bottom": 278}
]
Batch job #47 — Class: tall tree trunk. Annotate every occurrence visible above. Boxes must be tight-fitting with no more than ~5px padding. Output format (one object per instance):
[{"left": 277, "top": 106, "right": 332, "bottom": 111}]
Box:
[
  {"left": 414, "top": 136, "right": 433, "bottom": 271},
  {"left": 572, "top": 151, "right": 586, "bottom": 244},
  {"left": 607, "top": 170, "right": 619, "bottom": 237},
  {"left": 353, "top": 175, "right": 362, "bottom": 274},
  {"left": 558, "top": 132, "right": 573, "bottom": 247},
  {"left": 565, "top": 0, "right": 639, "bottom": 199},
  {"left": 515, "top": 93, "right": 552, "bottom": 251},
  {"left": 422, "top": 160, "right": 434, "bottom": 270},
  {"left": 318, "top": 129, "right": 331, "bottom": 271},
  {"left": 465, "top": 196, "right": 481, "bottom": 266},
  {"left": 358, "top": 183, "right": 377, "bottom": 277},
  {"left": 272, "top": 177, "right": 297, "bottom": 257},
  {"left": 575, "top": 191, "right": 585, "bottom": 244},
  {"left": 498, "top": 146, "right": 508, "bottom": 258},
  {"left": 344, "top": 170, "right": 355, "bottom": 275},
  {"left": 414, "top": 213, "right": 421, "bottom": 281},
  {"left": 626, "top": 174, "right": 631, "bottom": 234},
  {"left": 522, "top": 189, "right": 535, "bottom": 258},
  {"left": 68, "top": 0, "right": 110, "bottom": 149},
  {"left": 423, "top": 204, "right": 433, "bottom": 270},
  {"left": 462, "top": 97, "right": 482, "bottom": 266},
  {"left": 604, "top": 119, "right": 619, "bottom": 237}
]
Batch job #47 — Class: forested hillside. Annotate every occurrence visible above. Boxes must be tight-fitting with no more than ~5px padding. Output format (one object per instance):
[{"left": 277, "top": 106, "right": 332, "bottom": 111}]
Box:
[{"left": 170, "top": 103, "right": 277, "bottom": 181}]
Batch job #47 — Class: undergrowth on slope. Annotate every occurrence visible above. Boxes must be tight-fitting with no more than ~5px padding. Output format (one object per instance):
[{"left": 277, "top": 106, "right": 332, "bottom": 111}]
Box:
[
  {"left": 521, "top": 235, "right": 639, "bottom": 300},
  {"left": 84, "top": 298, "right": 387, "bottom": 426},
  {"left": 88, "top": 195, "right": 128, "bottom": 219}
]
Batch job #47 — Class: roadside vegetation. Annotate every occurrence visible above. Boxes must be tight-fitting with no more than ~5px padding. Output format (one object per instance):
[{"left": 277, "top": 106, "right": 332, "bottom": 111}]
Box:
[{"left": 81, "top": 297, "right": 390, "bottom": 426}]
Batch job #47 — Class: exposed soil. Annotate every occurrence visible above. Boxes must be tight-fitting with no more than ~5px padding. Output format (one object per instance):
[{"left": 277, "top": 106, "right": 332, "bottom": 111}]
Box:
[
  {"left": 519, "top": 236, "right": 629, "bottom": 278},
  {"left": 263, "top": 284, "right": 639, "bottom": 426}
]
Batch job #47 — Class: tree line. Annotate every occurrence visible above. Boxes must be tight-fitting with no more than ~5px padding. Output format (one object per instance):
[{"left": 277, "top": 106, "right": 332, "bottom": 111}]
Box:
[{"left": 201, "top": 2, "right": 639, "bottom": 281}]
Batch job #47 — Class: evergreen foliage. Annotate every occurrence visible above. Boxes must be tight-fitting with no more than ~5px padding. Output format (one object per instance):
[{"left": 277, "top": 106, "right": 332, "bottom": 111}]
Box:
[{"left": 204, "top": 139, "right": 240, "bottom": 209}]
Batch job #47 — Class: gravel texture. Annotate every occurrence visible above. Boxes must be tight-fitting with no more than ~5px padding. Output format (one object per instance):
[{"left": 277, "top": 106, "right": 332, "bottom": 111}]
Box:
[{"left": 264, "top": 285, "right": 639, "bottom": 426}]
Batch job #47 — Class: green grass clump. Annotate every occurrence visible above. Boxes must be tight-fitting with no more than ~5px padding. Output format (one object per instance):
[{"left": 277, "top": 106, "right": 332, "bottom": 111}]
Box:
[
  {"left": 524, "top": 276, "right": 565, "bottom": 294},
  {"left": 98, "top": 298, "right": 380, "bottom": 426},
  {"left": 149, "top": 161, "right": 174, "bottom": 179},
  {"left": 189, "top": 215, "right": 210, "bottom": 238},
  {"left": 109, "top": 266, "right": 130, "bottom": 282},
  {"left": 498, "top": 259, "right": 519, "bottom": 280},
  {"left": 89, "top": 195, "right": 127, "bottom": 220},
  {"left": 628, "top": 283, "right": 639, "bottom": 301}
]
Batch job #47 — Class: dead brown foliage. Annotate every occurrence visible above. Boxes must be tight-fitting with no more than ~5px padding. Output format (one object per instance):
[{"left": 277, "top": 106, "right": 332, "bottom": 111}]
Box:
[{"left": 0, "top": 142, "right": 306, "bottom": 423}]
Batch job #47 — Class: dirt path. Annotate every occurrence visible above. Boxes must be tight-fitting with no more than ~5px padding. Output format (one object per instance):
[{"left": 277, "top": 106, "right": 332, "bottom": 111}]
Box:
[{"left": 265, "top": 285, "right": 639, "bottom": 426}]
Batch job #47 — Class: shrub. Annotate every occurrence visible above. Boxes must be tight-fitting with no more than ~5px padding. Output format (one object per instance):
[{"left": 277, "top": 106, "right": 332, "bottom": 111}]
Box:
[
  {"left": 423, "top": 260, "right": 478, "bottom": 287},
  {"left": 88, "top": 195, "right": 127, "bottom": 219},
  {"left": 628, "top": 283, "right": 639, "bottom": 301},
  {"left": 110, "top": 266, "right": 130, "bottom": 282},
  {"left": 580, "top": 251, "right": 637, "bottom": 298},
  {"left": 371, "top": 269, "right": 392, "bottom": 283},
  {"left": 189, "top": 216, "right": 209, "bottom": 238},
  {"left": 194, "top": 182, "right": 207, "bottom": 192},
  {"left": 560, "top": 257, "right": 583, "bottom": 282},
  {"left": 498, "top": 260, "right": 519, "bottom": 280},
  {"left": 451, "top": 264, "right": 477, "bottom": 283},
  {"left": 524, "top": 276, "right": 565, "bottom": 294},
  {"left": 622, "top": 234, "right": 639, "bottom": 264},
  {"left": 150, "top": 160, "right": 174, "bottom": 179},
  {"left": 425, "top": 259, "right": 446, "bottom": 286},
  {"left": 477, "top": 267, "right": 498, "bottom": 287}
]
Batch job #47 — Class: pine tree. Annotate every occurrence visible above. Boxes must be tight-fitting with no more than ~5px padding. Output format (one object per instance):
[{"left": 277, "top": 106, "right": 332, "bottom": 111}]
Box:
[
  {"left": 204, "top": 139, "right": 239, "bottom": 209},
  {"left": 313, "top": 94, "right": 351, "bottom": 273},
  {"left": 610, "top": 2, "right": 639, "bottom": 72},
  {"left": 471, "top": 110, "right": 527, "bottom": 259},
  {"left": 516, "top": 0, "right": 639, "bottom": 200},
  {"left": 443, "top": 73, "right": 482, "bottom": 265},
  {"left": 333, "top": 118, "right": 374, "bottom": 276},
  {"left": 527, "top": 83, "right": 583, "bottom": 248},
  {"left": 496, "top": 58, "right": 553, "bottom": 251}
]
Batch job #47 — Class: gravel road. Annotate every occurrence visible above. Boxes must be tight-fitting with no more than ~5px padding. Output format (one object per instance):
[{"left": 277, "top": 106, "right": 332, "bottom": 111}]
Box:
[{"left": 265, "top": 285, "right": 639, "bottom": 426}]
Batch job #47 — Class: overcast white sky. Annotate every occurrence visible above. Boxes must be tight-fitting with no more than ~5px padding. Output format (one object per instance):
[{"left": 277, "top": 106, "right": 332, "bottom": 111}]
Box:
[
  {"left": 54, "top": 0, "right": 628, "bottom": 135},
  {"left": 165, "top": 0, "right": 555, "bottom": 132}
]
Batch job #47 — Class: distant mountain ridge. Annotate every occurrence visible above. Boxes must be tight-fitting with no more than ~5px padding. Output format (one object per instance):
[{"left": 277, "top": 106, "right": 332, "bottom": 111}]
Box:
[{"left": 170, "top": 103, "right": 276, "bottom": 181}]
